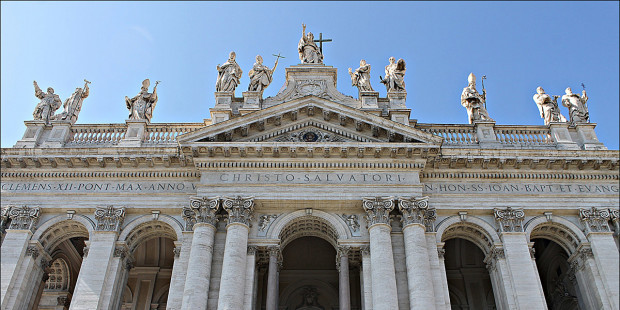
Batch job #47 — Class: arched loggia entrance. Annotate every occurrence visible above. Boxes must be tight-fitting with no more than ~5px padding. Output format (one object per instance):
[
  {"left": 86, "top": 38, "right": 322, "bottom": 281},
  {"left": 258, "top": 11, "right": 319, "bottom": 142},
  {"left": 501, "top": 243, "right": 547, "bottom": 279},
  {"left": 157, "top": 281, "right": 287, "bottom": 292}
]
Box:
[{"left": 257, "top": 214, "right": 361, "bottom": 310}]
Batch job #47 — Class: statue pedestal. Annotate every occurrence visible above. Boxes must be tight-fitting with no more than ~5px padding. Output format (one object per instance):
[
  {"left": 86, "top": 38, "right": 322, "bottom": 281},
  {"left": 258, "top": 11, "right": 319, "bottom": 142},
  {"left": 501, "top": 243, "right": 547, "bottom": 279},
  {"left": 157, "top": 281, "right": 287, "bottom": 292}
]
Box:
[
  {"left": 549, "top": 123, "right": 580, "bottom": 150},
  {"left": 14, "top": 120, "right": 46, "bottom": 148},
  {"left": 474, "top": 121, "right": 499, "bottom": 147},
  {"left": 40, "top": 121, "right": 72, "bottom": 148},
  {"left": 240, "top": 91, "right": 261, "bottom": 115},
  {"left": 574, "top": 123, "right": 606, "bottom": 150},
  {"left": 387, "top": 91, "right": 407, "bottom": 108},
  {"left": 211, "top": 92, "right": 235, "bottom": 124},
  {"left": 359, "top": 91, "right": 379, "bottom": 108},
  {"left": 118, "top": 119, "right": 147, "bottom": 147}
]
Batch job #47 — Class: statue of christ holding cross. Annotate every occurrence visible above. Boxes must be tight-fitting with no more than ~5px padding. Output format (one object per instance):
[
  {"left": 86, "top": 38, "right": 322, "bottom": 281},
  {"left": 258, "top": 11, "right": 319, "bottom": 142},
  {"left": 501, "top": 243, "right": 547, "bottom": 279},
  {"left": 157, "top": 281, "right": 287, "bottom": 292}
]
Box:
[{"left": 298, "top": 23, "right": 324, "bottom": 64}]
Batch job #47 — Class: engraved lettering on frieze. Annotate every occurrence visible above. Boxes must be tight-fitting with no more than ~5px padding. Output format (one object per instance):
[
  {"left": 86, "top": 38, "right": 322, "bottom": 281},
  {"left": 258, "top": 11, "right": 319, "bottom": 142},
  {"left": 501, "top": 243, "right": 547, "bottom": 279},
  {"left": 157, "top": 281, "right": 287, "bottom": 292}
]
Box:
[
  {"left": 398, "top": 196, "right": 436, "bottom": 231},
  {"left": 258, "top": 214, "right": 279, "bottom": 232},
  {"left": 362, "top": 196, "right": 395, "bottom": 227},
  {"left": 579, "top": 207, "right": 611, "bottom": 233},
  {"left": 0, "top": 182, "right": 197, "bottom": 193},
  {"left": 494, "top": 207, "right": 525, "bottom": 232},
  {"left": 222, "top": 196, "right": 254, "bottom": 226},
  {"left": 94, "top": 206, "right": 126, "bottom": 232},
  {"left": 340, "top": 214, "right": 360, "bottom": 234},
  {"left": 422, "top": 183, "right": 618, "bottom": 194},
  {"left": 8, "top": 206, "right": 40, "bottom": 231}
]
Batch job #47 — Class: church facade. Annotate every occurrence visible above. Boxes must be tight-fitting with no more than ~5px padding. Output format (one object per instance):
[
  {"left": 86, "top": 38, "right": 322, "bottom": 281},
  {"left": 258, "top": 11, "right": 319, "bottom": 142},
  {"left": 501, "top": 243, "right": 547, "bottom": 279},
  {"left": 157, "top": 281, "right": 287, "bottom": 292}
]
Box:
[{"left": 1, "top": 29, "right": 619, "bottom": 310}]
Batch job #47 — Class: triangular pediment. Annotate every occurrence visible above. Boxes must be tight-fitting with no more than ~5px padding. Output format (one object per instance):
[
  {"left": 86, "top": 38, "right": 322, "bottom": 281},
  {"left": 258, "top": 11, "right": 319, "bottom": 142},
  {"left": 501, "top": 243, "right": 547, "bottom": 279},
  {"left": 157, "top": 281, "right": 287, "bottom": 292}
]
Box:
[{"left": 177, "top": 96, "right": 442, "bottom": 145}]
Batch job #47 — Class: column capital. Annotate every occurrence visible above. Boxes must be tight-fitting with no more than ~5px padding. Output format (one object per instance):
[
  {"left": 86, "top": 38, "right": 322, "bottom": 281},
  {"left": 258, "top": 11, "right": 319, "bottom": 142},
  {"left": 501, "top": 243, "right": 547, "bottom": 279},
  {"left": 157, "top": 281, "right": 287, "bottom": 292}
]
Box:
[
  {"left": 362, "top": 196, "right": 395, "bottom": 228},
  {"left": 183, "top": 196, "right": 220, "bottom": 230},
  {"left": 267, "top": 245, "right": 281, "bottom": 257},
  {"left": 94, "top": 206, "right": 126, "bottom": 232},
  {"left": 247, "top": 245, "right": 258, "bottom": 255},
  {"left": 579, "top": 207, "right": 611, "bottom": 233},
  {"left": 567, "top": 244, "right": 594, "bottom": 273},
  {"left": 494, "top": 207, "right": 525, "bottom": 232},
  {"left": 7, "top": 205, "right": 41, "bottom": 231},
  {"left": 483, "top": 246, "right": 505, "bottom": 271},
  {"left": 360, "top": 245, "right": 370, "bottom": 257},
  {"left": 397, "top": 196, "right": 435, "bottom": 231},
  {"left": 222, "top": 196, "right": 255, "bottom": 226},
  {"left": 337, "top": 245, "right": 351, "bottom": 259}
]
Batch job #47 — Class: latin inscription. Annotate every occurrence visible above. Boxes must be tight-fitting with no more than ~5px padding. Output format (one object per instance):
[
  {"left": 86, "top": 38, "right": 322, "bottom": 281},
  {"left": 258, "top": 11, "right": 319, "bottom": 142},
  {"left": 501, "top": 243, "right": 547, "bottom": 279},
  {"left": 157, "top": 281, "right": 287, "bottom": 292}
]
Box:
[
  {"left": 1, "top": 182, "right": 196, "bottom": 193},
  {"left": 212, "top": 172, "right": 409, "bottom": 184},
  {"left": 423, "top": 183, "right": 618, "bottom": 194}
]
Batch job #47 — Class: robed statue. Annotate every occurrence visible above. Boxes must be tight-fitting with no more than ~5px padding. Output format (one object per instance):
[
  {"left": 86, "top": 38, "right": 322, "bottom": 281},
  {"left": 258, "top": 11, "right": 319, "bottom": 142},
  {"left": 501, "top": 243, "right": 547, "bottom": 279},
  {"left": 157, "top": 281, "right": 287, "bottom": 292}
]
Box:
[
  {"left": 379, "top": 57, "right": 406, "bottom": 92},
  {"left": 349, "top": 59, "right": 374, "bottom": 92},
  {"left": 561, "top": 87, "right": 589, "bottom": 124},
  {"left": 461, "top": 73, "right": 493, "bottom": 124},
  {"left": 54, "top": 79, "right": 90, "bottom": 124},
  {"left": 216, "top": 51, "right": 243, "bottom": 93},
  {"left": 32, "top": 81, "right": 63, "bottom": 125},
  {"left": 298, "top": 24, "right": 323, "bottom": 64},
  {"left": 248, "top": 55, "right": 278, "bottom": 93},
  {"left": 125, "top": 79, "right": 159, "bottom": 122},
  {"left": 533, "top": 86, "right": 567, "bottom": 125}
]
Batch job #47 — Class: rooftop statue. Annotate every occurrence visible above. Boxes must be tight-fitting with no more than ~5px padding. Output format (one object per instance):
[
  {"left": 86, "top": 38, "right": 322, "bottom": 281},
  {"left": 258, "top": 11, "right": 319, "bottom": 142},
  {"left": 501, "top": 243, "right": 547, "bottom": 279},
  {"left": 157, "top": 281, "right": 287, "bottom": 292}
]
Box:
[
  {"left": 248, "top": 55, "right": 278, "bottom": 93},
  {"left": 32, "top": 81, "right": 62, "bottom": 125},
  {"left": 216, "top": 51, "right": 243, "bottom": 93},
  {"left": 461, "top": 73, "right": 493, "bottom": 124},
  {"left": 379, "top": 57, "right": 406, "bottom": 92},
  {"left": 125, "top": 79, "right": 159, "bottom": 122},
  {"left": 298, "top": 23, "right": 323, "bottom": 64},
  {"left": 561, "top": 86, "right": 589, "bottom": 124},
  {"left": 54, "top": 79, "right": 90, "bottom": 124},
  {"left": 349, "top": 59, "right": 374, "bottom": 92},
  {"left": 533, "top": 86, "right": 567, "bottom": 126}
]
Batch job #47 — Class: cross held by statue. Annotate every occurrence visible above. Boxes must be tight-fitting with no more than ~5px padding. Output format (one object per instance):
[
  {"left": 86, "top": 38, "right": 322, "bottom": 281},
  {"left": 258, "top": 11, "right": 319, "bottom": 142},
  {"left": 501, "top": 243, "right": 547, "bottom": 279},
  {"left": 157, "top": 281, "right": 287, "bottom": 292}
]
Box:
[{"left": 313, "top": 33, "right": 332, "bottom": 54}]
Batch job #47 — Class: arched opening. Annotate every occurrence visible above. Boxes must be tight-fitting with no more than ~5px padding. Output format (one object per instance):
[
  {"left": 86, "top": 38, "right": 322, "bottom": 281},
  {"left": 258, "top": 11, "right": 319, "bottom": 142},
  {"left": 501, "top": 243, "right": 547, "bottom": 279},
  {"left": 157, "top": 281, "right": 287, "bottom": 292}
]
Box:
[
  {"left": 255, "top": 215, "right": 361, "bottom": 309},
  {"left": 119, "top": 221, "right": 177, "bottom": 310},
  {"left": 532, "top": 238, "right": 581, "bottom": 310},
  {"left": 444, "top": 238, "right": 497, "bottom": 310}
]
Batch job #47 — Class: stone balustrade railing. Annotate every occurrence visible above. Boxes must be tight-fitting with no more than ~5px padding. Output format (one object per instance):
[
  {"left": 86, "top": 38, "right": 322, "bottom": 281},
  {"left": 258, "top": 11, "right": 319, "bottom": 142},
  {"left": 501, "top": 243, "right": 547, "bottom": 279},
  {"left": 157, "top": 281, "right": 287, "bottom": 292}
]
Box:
[
  {"left": 493, "top": 126, "right": 553, "bottom": 145},
  {"left": 416, "top": 124, "right": 478, "bottom": 145},
  {"left": 13, "top": 120, "right": 606, "bottom": 150},
  {"left": 143, "top": 124, "right": 204, "bottom": 145},
  {"left": 66, "top": 124, "right": 128, "bottom": 147}
]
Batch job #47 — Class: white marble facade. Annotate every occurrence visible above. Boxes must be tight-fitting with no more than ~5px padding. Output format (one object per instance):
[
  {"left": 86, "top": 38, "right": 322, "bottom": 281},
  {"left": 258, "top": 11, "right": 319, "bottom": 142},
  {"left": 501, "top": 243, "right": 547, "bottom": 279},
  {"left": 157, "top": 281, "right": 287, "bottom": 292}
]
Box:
[{"left": 1, "top": 61, "right": 619, "bottom": 310}]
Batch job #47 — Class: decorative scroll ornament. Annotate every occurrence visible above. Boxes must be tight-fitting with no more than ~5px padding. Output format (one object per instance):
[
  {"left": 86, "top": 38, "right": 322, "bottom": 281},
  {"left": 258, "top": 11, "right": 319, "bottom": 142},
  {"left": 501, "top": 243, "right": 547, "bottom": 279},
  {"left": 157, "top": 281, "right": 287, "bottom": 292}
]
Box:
[
  {"left": 26, "top": 245, "right": 40, "bottom": 259},
  {"left": 222, "top": 196, "right": 255, "bottom": 226},
  {"left": 494, "top": 207, "right": 526, "bottom": 232},
  {"left": 579, "top": 207, "right": 611, "bottom": 233},
  {"left": 484, "top": 246, "right": 505, "bottom": 271},
  {"left": 362, "top": 196, "right": 395, "bottom": 227},
  {"left": 258, "top": 214, "right": 279, "bottom": 232},
  {"left": 290, "top": 80, "right": 334, "bottom": 100},
  {"left": 8, "top": 206, "right": 41, "bottom": 231},
  {"left": 398, "top": 196, "right": 435, "bottom": 231},
  {"left": 336, "top": 246, "right": 351, "bottom": 271},
  {"left": 340, "top": 214, "right": 360, "bottom": 233},
  {"left": 360, "top": 245, "right": 370, "bottom": 257},
  {"left": 94, "top": 206, "right": 126, "bottom": 232},
  {"left": 610, "top": 208, "right": 620, "bottom": 236},
  {"left": 273, "top": 129, "right": 346, "bottom": 143},
  {"left": 186, "top": 196, "right": 220, "bottom": 228}
]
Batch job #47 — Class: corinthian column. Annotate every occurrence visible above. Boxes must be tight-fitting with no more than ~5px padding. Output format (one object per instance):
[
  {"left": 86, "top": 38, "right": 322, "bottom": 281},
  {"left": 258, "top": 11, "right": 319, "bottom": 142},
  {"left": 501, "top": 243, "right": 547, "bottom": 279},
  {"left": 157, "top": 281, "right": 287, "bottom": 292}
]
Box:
[
  {"left": 337, "top": 246, "right": 351, "bottom": 310},
  {"left": 362, "top": 197, "right": 398, "bottom": 310},
  {"left": 217, "top": 196, "right": 255, "bottom": 310},
  {"left": 265, "top": 246, "right": 280, "bottom": 310},
  {"left": 398, "top": 196, "right": 436, "bottom": 309},
  {"left": 180, "top": 196, "right": 220, "bottom": 310}
]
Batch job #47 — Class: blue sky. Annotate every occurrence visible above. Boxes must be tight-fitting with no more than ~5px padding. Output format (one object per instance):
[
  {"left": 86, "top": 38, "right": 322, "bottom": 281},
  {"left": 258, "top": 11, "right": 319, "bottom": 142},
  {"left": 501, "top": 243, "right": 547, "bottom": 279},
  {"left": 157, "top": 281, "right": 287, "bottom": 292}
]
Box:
[{"left": 2, "top": 1, "right": 618, "bottom": 149}]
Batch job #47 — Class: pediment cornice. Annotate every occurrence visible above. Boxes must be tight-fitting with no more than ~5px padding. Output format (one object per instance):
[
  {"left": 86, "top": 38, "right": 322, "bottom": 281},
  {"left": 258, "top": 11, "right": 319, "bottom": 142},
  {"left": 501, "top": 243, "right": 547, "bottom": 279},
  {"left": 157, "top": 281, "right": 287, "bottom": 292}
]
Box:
[{"left": 177, "top": 96, "right": 443, "bottom": 145}]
